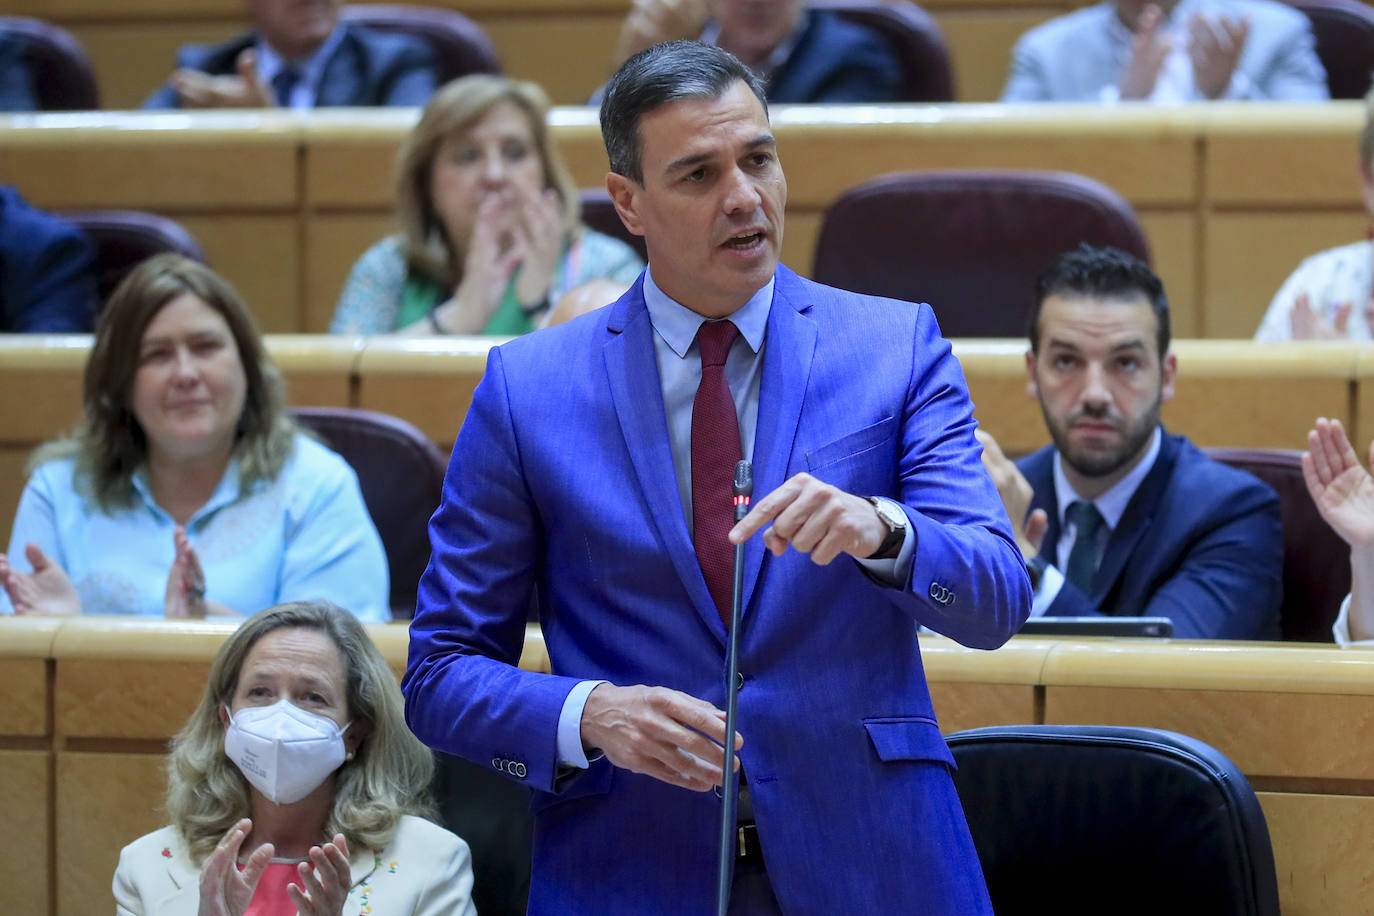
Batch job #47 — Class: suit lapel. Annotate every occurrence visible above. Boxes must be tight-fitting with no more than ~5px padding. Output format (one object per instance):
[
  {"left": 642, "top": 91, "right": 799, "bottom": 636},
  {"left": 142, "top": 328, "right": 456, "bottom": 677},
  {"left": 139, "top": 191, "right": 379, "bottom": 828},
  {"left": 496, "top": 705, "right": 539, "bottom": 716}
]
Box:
[
  {"left": 603, "top": 284, "right": 726, "bottom": 642},
  {"left": 316, "top": 27, "right": 359, "bottom": 107},
  {"left": 741, "top": 268, "right": 816, "bottom": 614}
]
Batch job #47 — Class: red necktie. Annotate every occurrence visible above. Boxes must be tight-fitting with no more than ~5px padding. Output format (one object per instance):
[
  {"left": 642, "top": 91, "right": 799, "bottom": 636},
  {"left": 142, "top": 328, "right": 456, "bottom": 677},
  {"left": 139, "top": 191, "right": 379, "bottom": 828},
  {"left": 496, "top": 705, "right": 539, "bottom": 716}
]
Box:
[{"left": 691, "top": 319, "right": 742, "bottom": 626}]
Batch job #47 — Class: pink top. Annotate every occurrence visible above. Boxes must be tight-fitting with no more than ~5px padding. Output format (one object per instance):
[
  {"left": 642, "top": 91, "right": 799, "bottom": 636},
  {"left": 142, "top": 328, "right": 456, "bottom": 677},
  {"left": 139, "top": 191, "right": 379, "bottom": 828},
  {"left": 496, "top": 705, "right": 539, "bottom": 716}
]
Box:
[{"left": 243, "top": 861, "right": 304, "bottom": 916}]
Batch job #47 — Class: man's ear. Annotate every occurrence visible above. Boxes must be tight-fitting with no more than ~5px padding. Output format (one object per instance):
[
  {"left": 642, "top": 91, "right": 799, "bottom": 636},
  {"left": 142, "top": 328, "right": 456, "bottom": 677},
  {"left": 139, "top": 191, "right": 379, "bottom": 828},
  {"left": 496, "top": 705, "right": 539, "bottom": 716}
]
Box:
[
  {"left": 1024, "top": 349, "right": 1040, "bottom": 401},
  {"left": 1160, "top": 351, "right": 1178, "bottom": 404},
  {"left": 606, "top": 172, "right": 646, "bottom": 237}
]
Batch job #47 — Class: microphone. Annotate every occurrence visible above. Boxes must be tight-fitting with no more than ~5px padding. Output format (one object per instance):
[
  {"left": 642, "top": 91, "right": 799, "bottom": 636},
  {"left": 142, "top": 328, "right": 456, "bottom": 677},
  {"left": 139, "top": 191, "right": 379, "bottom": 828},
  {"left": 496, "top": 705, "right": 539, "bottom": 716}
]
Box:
[{"left": 717, "top": 460, "right": 752, "bottom": 916}]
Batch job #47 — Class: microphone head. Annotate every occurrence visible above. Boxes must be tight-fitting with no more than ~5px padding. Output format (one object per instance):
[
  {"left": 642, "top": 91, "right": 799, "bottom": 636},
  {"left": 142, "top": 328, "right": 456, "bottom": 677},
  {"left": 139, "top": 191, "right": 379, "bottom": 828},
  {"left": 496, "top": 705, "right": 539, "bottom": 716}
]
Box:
[{"left": 732, "top": 460, "right": 753, "bottom": 498}]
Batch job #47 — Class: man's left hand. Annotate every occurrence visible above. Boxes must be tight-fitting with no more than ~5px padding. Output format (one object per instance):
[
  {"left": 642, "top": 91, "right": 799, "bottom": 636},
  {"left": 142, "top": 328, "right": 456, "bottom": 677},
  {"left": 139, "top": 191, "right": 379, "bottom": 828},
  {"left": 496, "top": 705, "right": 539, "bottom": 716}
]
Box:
[
  {"left": 1188, "top": 13, "right": 1249, "bottom": 99},
  {"left": 729, "top": 472, "right": 888, "bottom": 564}
]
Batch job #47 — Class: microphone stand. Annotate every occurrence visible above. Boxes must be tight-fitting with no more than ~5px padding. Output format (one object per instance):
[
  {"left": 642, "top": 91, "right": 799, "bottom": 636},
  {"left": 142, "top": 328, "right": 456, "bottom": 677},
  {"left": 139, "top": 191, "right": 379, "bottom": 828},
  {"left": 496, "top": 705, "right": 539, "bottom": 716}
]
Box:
[{"left": 715, "top": 460, "right": 753, "bottom": 916}]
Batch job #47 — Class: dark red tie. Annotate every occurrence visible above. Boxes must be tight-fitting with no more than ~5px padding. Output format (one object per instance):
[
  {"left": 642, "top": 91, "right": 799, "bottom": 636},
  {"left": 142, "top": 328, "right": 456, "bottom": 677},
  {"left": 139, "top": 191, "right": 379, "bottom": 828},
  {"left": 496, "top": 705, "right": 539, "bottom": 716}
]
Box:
[{"left": 692, "top": 319, "right": 742, "bottom": 625}]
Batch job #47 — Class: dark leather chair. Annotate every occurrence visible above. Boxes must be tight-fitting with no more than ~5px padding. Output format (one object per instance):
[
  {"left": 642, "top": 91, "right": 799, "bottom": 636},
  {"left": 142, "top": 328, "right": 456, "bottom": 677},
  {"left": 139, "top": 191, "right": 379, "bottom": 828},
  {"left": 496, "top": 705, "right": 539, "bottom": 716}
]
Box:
[
  {"left": 0, "top": 16, "right": 98, "bottom": 110},
  {"left": 1207, "top": 447, "right": 1351, "bottom": 642},
  {"left": 340, "top": 4, "right": 501, "bottom": 85},
  {"left": 1286, "top": 0, "right": 1374, "bottom": 99},
  {"left": 431, "top": 752, "right": 533, "bottom": 916},
  {"left": 811, "top": 0, "right": 954, "bottom": 102},
  {"left": 579, "top": 188, "right": 646, "bottom": 261},
  {"left": 948, "top": 725, "right": 1281, "bottom": 916},
  {"left": 59, "top": 210, "right": 206, "bottom": 306},
  {"left": 812, "top": 170, "right": 1150, "bottom": 338},
  {"left": 288, "top": 407, "right": 447, "bottom": 620}
]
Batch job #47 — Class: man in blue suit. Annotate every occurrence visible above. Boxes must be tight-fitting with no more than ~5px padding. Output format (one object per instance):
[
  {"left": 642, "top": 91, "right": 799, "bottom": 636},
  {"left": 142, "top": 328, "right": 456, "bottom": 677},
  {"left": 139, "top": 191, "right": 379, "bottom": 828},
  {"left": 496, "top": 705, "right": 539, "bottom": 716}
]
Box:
[
  {"left": 0, "top": 186, "right": 99, "bottom": 332},
  {"left": 978, "top": 246, "right": 1282, "bottom": 639},
  {"left": 405, "top": 40, "right": 1029, "bottom": 915},
  {"left": 143, "top": 0, "right": 435, "bottom": 109},
  {"left": 1001, "top": 0, "right": 1327, "bottom": 102}
]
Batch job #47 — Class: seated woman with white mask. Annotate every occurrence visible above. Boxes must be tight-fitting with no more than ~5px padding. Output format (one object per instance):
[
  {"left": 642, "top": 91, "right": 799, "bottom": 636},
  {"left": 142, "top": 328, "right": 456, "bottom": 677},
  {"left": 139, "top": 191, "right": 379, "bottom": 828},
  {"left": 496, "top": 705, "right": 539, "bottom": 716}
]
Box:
[{"left": 113, "top": 600, "right": 477, "bottom": 915}]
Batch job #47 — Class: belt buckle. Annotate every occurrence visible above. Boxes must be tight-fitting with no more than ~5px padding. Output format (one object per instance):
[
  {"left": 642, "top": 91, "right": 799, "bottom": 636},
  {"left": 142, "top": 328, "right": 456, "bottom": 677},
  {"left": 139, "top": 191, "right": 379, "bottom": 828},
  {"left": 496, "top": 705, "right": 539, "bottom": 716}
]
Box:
[{"left": 736, "top": 822, "right": 761, "bottom": 864}]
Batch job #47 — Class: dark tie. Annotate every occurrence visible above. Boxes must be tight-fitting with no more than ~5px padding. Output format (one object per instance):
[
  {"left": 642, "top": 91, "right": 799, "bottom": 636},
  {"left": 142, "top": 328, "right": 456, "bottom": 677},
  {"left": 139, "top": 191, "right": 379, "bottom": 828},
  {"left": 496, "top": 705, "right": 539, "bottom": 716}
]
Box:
[
  {"left": 1064, "top": 500, "right": 1105, "bottom": 593},
  {"left": 692, "top": 319, "right": 741, "bottom": 625},
  {"left": 271, "top": 66, "right": 301, "bottom": 107}
]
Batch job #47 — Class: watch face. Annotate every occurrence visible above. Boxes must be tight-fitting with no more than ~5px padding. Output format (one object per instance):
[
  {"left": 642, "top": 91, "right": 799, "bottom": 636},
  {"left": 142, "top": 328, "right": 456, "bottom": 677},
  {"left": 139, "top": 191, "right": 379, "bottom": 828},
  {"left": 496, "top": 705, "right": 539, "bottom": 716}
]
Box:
[{"left": 874, "top": 499, "right": 906, "bottom": 531}]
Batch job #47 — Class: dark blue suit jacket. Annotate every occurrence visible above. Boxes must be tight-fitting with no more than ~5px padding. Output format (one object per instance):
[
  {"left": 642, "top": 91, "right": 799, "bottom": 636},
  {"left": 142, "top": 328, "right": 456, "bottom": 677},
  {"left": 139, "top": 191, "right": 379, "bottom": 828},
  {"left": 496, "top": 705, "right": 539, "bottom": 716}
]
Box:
[
  {"left": 404, "top": 265, "right": 1029, "bottom": 915},
  {"left": 142, "top": 23, "right": 436, "bottom": 109},
  {"left": 765, "top": 9, "right": 902, "bottom": 103},
  {"left": 0, "top": 186, "right": 98, "bottom": 332},
  {"left": 0, "top": 35, "right": 38, "bottom": 111},
  {"left": 1017, "top": 430, "right": 1283, "bottom": 639}
]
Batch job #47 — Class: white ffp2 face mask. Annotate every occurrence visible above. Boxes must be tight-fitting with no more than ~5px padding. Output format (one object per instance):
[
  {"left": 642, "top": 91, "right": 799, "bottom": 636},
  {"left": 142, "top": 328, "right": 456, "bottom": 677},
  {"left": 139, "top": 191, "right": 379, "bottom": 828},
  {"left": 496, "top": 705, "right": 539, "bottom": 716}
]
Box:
[{"left": 223, "top": 699, "right": 351, "bottom": 804}]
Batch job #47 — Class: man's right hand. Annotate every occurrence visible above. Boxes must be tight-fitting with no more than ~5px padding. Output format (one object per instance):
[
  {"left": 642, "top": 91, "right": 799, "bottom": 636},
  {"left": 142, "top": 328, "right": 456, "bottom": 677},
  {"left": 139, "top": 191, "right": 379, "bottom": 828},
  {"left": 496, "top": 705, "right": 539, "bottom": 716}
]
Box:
[
  {"left": 580, "top": 683, "right": 740, "bottom": 792},
  {"left": 613, "top": 0, "right": 709, "bottom": 68},
  {"left": 975, "top": 429, "right": 1048, "bottom": 561},
  {"left": 172, "top": 48, "right": 274, "bottom": 109},
  {"left": 1119, "top": 4, "right": 1171, "bottom": 100}
]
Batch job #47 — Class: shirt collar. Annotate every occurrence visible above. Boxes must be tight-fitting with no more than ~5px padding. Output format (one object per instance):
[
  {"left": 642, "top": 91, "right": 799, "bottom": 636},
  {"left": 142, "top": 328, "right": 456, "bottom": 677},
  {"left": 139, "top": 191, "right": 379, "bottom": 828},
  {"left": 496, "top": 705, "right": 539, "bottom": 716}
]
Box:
[
  {"left": 1052, "top": 425, "right": 1162, "bottom": 530},
  {"left": 642, "top": 267, "right": 771, "bottom": 358},
  {"left": 130, "top": 454, "right": 245, "bottom": 525},
  {"left": 254, "top": 23, "right": 345, "bottom": 101}
]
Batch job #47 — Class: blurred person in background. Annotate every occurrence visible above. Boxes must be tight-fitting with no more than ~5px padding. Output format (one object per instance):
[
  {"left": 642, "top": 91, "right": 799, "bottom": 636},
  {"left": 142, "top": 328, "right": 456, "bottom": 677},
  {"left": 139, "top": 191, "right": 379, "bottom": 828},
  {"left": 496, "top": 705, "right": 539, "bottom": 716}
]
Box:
[
  {"left": 144, "top": 0, "right": 436, "bottom": 110},
  {"left": 330, "top": 75, "right": 643, "bottom": 336},
  {"left": 1257, "top": 88, "right": 1374, "bottom": 341},
  {"left": 1304, "top": 418, "right": 1374, "bottom": 644},
  {"left": 113, "top": 600, "right": 477, "bottom": 914},
  {"left": 0, "top": 254, "right": 388, "bottom": 620},
  {"left": 0, "top": 184, "right": 99, "bottom": 331}
]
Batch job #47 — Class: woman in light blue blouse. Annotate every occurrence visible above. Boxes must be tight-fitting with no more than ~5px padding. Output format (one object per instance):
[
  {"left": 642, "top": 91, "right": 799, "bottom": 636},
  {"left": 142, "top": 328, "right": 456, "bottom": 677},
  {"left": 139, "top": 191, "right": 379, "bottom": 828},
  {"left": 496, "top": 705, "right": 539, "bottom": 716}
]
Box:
[
  {"left": 329, "top": 74, "right": 643, "bottom": 336},
  {"left": 0, "top": 254, "right": 389, "bottom": 620}
]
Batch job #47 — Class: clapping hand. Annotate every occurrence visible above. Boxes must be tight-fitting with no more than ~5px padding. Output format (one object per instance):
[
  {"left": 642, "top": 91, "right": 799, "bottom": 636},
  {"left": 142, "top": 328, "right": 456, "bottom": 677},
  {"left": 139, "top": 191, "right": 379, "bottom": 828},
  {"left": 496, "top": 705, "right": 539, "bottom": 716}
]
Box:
[
  {"left": 172, "top": 48, "right": 275, "bottom": 109},
  {"left": 614, "top": 0, "right": 709, "bottom": 67},
  {"left": 165, "top": 525, "right": 208, "bottom": 619},
  {"left": 975, "top": 430, "right": 1048, "bottom": 561},
  {"left": 1289, "top": 293, "right": 1353, "bottom": 340},
  {"left": 198, "top": 819, "right": 275, "bottom": 916},
  {"left": 1303, "top": 418, "right": 1374, "bottom": 550},
  {"left": 0, "top": 543, "right": 81, "bottom": 615},
  {"left": 1188, "top": 13, "right": 1249, "bottom": 99},
  {"left": 510, "top": 188, "right": 565, "bottom": 312},
  {"left": 287, "top": 834, "right": 352, "bottom": 916},
  {"left": 1119, "top": 4, "right": 1172, "bottom": 100}
]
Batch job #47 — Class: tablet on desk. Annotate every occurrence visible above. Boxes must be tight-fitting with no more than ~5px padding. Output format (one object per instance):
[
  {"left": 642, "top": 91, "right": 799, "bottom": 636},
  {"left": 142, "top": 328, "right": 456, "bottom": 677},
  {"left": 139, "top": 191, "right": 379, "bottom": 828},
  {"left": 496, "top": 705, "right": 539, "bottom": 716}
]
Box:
[{"left": 1017, "top": 617, "right": 1174, "bottom": 638}]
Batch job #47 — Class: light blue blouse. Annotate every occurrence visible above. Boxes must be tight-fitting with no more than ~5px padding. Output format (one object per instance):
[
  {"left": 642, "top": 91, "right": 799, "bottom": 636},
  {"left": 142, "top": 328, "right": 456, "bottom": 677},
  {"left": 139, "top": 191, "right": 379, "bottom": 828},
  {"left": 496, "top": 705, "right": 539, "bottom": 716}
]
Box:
[{"left": 1, "top": 434, "right": 389, "bottom": 621}]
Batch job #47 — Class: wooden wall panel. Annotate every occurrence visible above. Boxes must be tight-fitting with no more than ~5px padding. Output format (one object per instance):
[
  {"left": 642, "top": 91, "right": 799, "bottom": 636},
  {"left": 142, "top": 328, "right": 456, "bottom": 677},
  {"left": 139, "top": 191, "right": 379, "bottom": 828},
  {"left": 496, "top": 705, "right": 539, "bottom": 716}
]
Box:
[
  {"left": 305, "top": 214, "right": 400, "bottom": 333},
  {"left": 1137, "top": 210, "right": 1198, "bottom": 337},
  {"left": 1259, "top": 792, "right": 1374, "bottom": 916},
  {"left": 932, "top": 11, "right": 1049, "bottom": 103},
  {"left": 176, "top": 214, "right": 302, "bottom": 334},
  {"left": 0, "top": 659, "right": 49, "bottom": 735},
  {"left": 0, "top": 751, "right": 51, "bottom": 916},
  {"left": 355, "top": 342, "right": 491, "bottom": 445},
  {"left": 56, "top": 752, "right": 168, "bottom": 916},
  {"left": 66, "top": 21, "right": 234, "bottom": 111},
  {"left": 56, "top": 660, "right": 210, "bottom": 740},
  {"left": 1203, "top": 212, "right": 1367, "bottom": 339}
]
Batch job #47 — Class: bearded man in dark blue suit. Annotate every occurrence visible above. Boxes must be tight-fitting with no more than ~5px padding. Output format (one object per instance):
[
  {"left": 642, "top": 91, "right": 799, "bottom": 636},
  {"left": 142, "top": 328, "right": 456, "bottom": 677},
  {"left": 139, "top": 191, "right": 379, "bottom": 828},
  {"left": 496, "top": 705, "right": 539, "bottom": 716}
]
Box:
[
  {"left": 405, "top": 40, "right": 1028, "bottom": 916},
  {"left": 979, "top": 245, "right": 1282, "bottom": 639}
]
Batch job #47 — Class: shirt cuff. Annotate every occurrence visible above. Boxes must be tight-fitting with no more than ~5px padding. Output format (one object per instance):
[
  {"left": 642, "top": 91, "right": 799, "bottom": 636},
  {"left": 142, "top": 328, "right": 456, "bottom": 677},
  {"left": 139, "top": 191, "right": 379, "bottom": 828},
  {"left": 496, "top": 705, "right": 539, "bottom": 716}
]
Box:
[
  {"left": 556, "top": 679, "right": 608, "bottom": 768},
  {"left": 1332, "top": 593, "right": 1364, "bottom": 646},
  {"left": 1029, "top": 563, "right": 1064, "bottom": 618},
  {"left": 853, "top": 498, "right": 915, "bottom": 585}
]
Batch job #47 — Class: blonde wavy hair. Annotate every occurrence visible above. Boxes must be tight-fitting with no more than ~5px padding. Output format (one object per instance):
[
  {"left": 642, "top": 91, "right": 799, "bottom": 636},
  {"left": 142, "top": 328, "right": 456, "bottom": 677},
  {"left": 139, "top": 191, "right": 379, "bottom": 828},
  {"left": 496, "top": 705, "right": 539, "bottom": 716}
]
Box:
[
  {"left": 166, "top": 600, "right": 436, "bottom": 865},
  {"left": 395, "top": 74, "right": 581, "bottom": 287},
  {"left": 29, "top": 254, "right": 295, "bottom": 511}
]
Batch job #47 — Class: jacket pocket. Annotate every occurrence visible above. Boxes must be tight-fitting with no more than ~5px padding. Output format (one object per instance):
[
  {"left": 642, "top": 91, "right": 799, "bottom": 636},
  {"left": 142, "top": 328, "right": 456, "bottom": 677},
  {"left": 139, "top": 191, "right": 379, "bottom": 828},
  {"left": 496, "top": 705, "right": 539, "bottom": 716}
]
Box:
[
  {"left": 530, "top": 756, "right": 616, "bottom": 815},
  {"left": 863, "top": 716, "right": 956, "bottom": 769},
  {"left": 805, "top": 415, "right": 896, "bottom": 473}
]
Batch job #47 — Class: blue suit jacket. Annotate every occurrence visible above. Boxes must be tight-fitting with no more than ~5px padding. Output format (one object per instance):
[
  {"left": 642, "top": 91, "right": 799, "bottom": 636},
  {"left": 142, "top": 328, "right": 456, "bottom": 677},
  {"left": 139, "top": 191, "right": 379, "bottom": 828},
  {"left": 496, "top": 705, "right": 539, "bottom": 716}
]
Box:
[
  {"left": 765, "top": 10, "right": 902, "bottom": 103},
  {"left": 1001, "top": 0, "right": 1328, "bottom": 102},
  {"left": 142, "top": 23, "right": 436, "bottom": 109},
  {"left": 0, "top": 34, "right": 38, "bottom": 111},
  {"left": 1017, "top": 431, "right": 1282, "bottom": 639},
  {"left": 404, "top": 265, "right": 1029, "bottom": 915},
  {"left": 0, "top": 186, "right": 98, "bottom": 332}
]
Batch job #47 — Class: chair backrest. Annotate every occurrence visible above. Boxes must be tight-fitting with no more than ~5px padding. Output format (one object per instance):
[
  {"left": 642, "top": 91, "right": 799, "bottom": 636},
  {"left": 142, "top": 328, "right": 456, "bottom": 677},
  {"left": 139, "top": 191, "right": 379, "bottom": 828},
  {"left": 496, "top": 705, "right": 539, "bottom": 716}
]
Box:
[
  {"left": 810, "top": 0, "right": 954, "bottom": 102},
  {"left": 288, "top": 407, "right": 447, "bottom": 620},
  {"left": 340, "top": 4, "right": 501, "bottom": 85},
  {"left": 1285, "top": 0, "right": 1374, "bottom": 99},
  {"left": 59, "top": 210, "right": 206, "bottom": 306},
  {"left": 578, "top": 188, "right": 646, "bottom": 261},
  {"left": 812, "top": 169, "right": 1150, "bottom": 338},
  {"left": 1206, "top": 447, "right": 1350, "bottom": 642},
  {"left": 430, "top": 752, "right": 532, "bottom": 916},
  {"left": 0, "top": 16, "right": 98, "bottom": 110},
  {"left": 947, "top": 725, "right": 1281, "bottom": 916}
]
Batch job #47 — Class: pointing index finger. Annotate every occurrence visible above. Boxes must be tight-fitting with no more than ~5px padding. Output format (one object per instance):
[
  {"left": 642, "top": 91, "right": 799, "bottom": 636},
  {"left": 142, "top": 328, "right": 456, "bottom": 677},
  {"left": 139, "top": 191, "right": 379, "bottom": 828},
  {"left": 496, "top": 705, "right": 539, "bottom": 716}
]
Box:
[{"left": 729, "top": 478, "right": 797, "bottom": 543}]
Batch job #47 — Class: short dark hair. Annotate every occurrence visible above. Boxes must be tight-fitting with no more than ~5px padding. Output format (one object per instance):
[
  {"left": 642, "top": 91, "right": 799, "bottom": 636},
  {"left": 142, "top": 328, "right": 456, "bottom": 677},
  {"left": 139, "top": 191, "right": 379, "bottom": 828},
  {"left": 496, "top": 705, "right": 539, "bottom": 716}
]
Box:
[
  {"left": 599, "top": 40, "right": 768, "bottom": 185},
  {"left": 1029, "top": 244, "right": 1170, "bottom": 357}
]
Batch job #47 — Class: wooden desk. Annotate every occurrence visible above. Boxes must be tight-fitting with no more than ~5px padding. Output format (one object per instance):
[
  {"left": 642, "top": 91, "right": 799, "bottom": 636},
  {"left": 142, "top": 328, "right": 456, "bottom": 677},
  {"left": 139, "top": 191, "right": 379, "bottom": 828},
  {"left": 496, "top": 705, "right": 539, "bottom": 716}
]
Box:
[{"left": 0, "top": 103, "right": 1365, "bottom": 338}]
